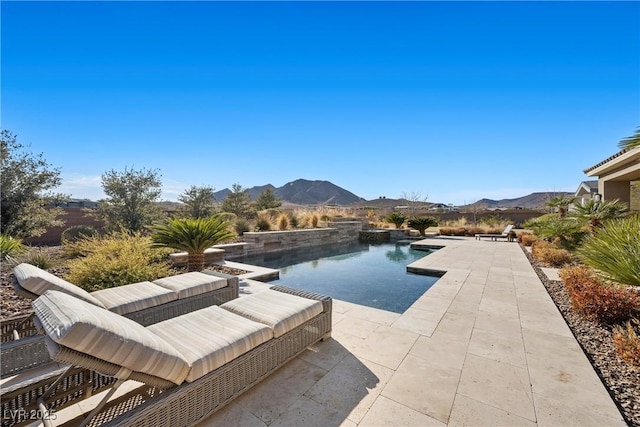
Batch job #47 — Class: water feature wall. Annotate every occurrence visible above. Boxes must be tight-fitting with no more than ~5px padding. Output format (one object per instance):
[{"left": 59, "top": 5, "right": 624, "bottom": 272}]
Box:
[{"left": 219, "top": 221, "right": 363, "bottom": 259}]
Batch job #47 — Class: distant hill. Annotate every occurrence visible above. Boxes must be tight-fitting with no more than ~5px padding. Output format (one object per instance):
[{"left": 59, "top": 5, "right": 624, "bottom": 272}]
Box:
[
  {"left": 214, "top": 179, "right": 365, "bottom": 206},
  {"left": 465, "top": 192, "right": 573, "bottom": 210}
]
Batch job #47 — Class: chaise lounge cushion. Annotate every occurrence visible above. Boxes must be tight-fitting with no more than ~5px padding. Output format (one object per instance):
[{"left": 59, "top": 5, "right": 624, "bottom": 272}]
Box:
[
  {"left": 33, "top": 290, "right": 190, "bottom": 385},
  {"left": 153, "top": 272, "right": 228, "bottom": 299},
  {"left": 91, "top": 282, "right": 178, "bottom": 316},
  {"left": 13, "top": 263, "right": 106, "bottom": 308},
  {"left": 148, "top": 306, "right": 272, "bottom": 383},
  {"left": 221, "top": 289, "right": 323, "bottom": 338}
]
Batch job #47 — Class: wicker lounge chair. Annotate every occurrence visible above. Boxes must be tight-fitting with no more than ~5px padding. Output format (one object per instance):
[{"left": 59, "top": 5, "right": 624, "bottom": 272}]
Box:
[
  {"left": 2, "top": 264, "right": 239, "bottom": 377},
  {"left": 20, "top": 286, "right": 332, "bottom": 427},
  {"left": 474, "top": 224, "right": 515, "bottom": 241}
]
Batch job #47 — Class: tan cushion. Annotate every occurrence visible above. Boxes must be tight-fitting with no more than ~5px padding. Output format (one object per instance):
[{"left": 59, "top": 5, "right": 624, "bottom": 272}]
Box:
[
  {"left": 33, "top": 290, "right": 190, "bottom": 385},
  {"left": 13, "top": 263, "right": 106, "bottom": 308},
  {"left": 221, "top": 289, "right": 323, "bottom": 338},
  {"left": 153, "top": 272, "right": 227, "bottom": 299},
  {"left": 91, "top": 282, "right": 178, "bottom": 315},
  {"left": 148, "top": 306, "right": 272, "bottom": 383}
]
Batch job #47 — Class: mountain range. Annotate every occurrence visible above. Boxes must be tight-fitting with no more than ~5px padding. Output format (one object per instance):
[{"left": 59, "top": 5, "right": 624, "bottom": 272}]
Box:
[
  {"left": 214, "top": 179, "right": 365, "bottom": 206},
  {"left": 213, "top": 179, "right": 569, "bottom": 210}
]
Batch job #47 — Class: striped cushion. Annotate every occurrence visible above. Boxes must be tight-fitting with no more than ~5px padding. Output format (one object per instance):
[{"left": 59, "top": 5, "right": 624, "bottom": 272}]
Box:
[
  {"left": 13, "top": 263, "right": 106, "bottom": 308},
  {"left": 221, "top": 289, "right": 323, "bottom": 338},
  {"left": 153, "top": 272, "right": 227, "bottom": 299},
  {"left": 33, "top": 290, "right": 190, "bottom": 385},
  {"left": 91, "top": 282, "right": 178, "bottom": 315},
  {"left": 148, "top": 306, "right": 272, "bottom": 383}
]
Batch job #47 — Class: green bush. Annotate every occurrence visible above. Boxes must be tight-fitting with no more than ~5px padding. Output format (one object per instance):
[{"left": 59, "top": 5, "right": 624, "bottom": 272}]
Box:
[
  {"left": 0, "top": 234, "right": 24, "bottom": 263},
  {"left": 523, "top": 214, "right": 585, "bottom": 249},
  {"left": 24, "top": 248, "right": 53, "bottom": 269},
  {"left": 577, "top": 216, "right": 640, "bottom": 286},
  {"left": 234, "top": 218, "right": 251, "bottom": 235},
  {"left": 65, "top": 232, "right": 175, "bottom": 292},
  {"left": 61, "top": 225, "right": 98, "bottom": 244}
]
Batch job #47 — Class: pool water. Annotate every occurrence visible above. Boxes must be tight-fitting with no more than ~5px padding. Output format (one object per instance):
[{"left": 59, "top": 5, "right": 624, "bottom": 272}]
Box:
[{"left": 238, "top": 242, "right": 439, "bottom": 313}]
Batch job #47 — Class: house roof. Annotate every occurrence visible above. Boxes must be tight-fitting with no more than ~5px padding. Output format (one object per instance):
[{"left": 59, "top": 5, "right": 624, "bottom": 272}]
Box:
[
  {"left": 584, "top": 148, "right": 630, "bottom": 173},
  {"left": 575, "top": 180, "right": 598, "bottom": 196},
  {"left": 584, "top": 146, "right": 640, "bottom": 180}
]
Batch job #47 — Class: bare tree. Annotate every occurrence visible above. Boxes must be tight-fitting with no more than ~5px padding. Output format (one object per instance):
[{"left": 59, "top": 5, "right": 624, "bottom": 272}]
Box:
[{"left": 400, "top": 191, "right": 429, "bottom": 217}]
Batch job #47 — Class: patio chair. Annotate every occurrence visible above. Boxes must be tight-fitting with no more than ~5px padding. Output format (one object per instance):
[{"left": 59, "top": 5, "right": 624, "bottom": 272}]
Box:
[
  {"left": 23, "top": 286, "right": 332, "bottom": 427},
  {"left": 474, "top": 224, "right": 515, "bottom": 241},
  {"left": 2, "top": 263, "right": 239, "bottom": 377}
]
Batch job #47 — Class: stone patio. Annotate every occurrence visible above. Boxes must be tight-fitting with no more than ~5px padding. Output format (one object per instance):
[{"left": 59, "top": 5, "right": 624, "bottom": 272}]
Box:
[{"left": 197, "top": 236, "right": 626, "bottom": 427}]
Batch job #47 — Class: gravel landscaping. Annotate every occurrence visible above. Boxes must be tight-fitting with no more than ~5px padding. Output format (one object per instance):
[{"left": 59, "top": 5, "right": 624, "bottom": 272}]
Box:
[{"left": 522, "top": 244, "right": 640, "bottom": 427}]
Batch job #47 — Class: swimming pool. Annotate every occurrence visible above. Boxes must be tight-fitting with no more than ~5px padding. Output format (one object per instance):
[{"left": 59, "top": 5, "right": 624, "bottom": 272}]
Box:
[{"left": 237, "top": 242, "right": 439, "bottom": 313}]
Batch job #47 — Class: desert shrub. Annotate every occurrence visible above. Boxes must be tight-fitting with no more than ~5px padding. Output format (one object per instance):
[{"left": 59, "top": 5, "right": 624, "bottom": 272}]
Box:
[
  {"left": 24, "top": 248, "right": 53, "bottom": 269},
  {"left": 288, "top": 213, "right": 299, "bottom": 229},
  {"left": 479, "top": 214, "right": 510, "bottom": 229},
  {"left": 0, "top": 234, "right": 24, "bottom": 263},
  {"left": 277, "top": 213, "right": 289, "bottom": 230},
  {"left": 613, "top": 318, "right": 640, "bottom": 367},
  {"left": 234, "top": 218, "right": 251, "bottom": 235},
  {"left": 255, "top": 213, "right": 272, "bottom": 231},
  {"left": 466, "top": 227, "right": 484, "bottom": 236},
  {"left": 311, "top": 214, "right": 319, "bottom": 228},
  {"left": 518, "top": 232, "right": 538, "bottom": 246},
  {"left": 65, "top": 232, "right": 175, "bottom": 292},
  {"left": 577, "top": 216, "right": 640, "bottom": 287},
  {"left": 531, "top": 240, "right": 574, "bottom": 267},
  {"left": 559, "top": 265, "right": 640, "bottom": 324},
  {"left": 61, "top": 225, "right": 98, "bottom": 244},
  {"left": 451, "top": 227, "right": 466, "bottom": 236},
  {"left": 439, "top": 227, "right": 453, "bottom": 236}
]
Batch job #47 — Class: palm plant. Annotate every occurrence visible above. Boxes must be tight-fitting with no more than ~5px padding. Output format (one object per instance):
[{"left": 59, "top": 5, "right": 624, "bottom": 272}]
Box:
[
  {"left": 577, "top": 215, "right": 640, "bottom": 286},
  {"left": 524, "top": 214, "right": 585, "bottom": 249},
  {"left": 407, "top": 216, "right": 438, "bottom": 236},
  {"left": 0, "top": 233, "right": 24, "bottom": 264},
  {"left": 546, "top": 194, "right": 577, "bottom": 218},
  {"left": 618, "top": 127, "right": 640, "bottom": 150},
  {"left": 151, "top": 215, "right": 236, "bottom": 272},
  {"left": 386, "top": 212, "right": 407, "bottom": 229},
  {"left": 571, "top": 198, "right": 628, "bottom": 231}
]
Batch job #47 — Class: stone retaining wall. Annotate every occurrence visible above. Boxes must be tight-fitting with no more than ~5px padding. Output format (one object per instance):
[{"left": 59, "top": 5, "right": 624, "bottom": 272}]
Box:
[{"left": 220, "top": 221, "right": 363, "bottom": 259}]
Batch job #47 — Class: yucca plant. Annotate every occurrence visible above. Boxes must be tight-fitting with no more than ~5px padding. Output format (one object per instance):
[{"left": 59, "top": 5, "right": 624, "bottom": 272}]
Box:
[
  {"left": 571, "top": 198, "right": 628, "bottom": 231},
  {"left": 577, "top": 215, "right": 640, "bottom": 287},
  {"left": 0, "top": 233, "right": 24, "bottom": 264},
  {"left": 151, "top": 215, "right": 236, "bottom": 272}
]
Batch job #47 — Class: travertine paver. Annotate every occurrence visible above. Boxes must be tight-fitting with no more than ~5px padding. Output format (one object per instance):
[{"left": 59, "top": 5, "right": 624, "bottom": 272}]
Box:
[{"left": 197, "top": 237, "right": 626, "bottom": 427}]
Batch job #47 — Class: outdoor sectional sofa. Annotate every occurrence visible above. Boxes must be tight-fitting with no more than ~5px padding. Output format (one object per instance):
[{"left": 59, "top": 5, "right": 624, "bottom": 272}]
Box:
[
  {"left": 1, "top": 263, "right": 239, "bottom": 377},
  {"left": 13, "top": 285, "right": 332, "bottom": 426}
]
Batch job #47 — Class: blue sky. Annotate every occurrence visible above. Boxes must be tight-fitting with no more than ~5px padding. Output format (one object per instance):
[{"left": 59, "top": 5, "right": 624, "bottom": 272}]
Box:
[{"left": 2, "top": 1, "right": 639, "bottom": 205}]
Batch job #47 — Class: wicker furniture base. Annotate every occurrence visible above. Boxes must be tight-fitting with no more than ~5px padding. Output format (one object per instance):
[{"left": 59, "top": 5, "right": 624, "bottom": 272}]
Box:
[{"left": 44, "top": 286, "right": 332, "bottom": 427}]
